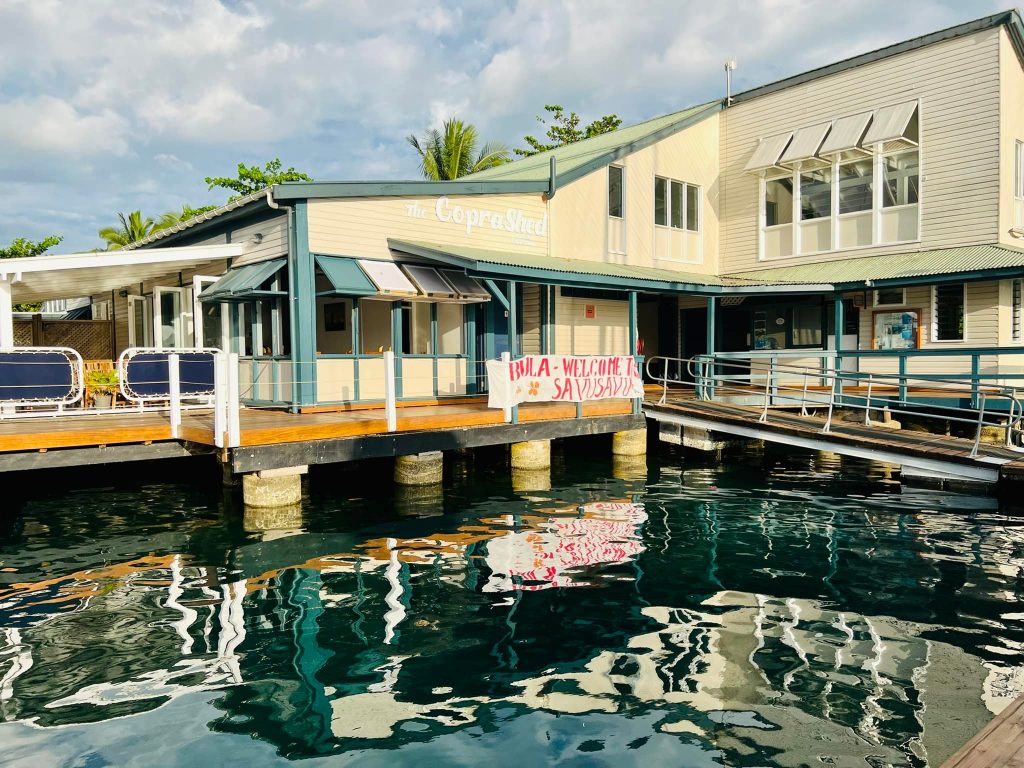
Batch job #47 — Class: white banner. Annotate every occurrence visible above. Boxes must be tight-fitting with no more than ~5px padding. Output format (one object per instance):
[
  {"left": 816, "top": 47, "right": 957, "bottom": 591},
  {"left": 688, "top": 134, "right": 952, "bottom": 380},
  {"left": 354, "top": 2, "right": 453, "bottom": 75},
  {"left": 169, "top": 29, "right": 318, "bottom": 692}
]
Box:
[{"left": 486, "top": 355, "right": 643, "bottom": 409}]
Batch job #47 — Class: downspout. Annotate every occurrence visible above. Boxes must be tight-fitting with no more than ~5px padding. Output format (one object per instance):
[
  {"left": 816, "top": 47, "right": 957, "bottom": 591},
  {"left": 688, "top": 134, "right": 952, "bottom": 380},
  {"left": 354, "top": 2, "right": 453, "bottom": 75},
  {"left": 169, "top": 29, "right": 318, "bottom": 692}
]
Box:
[{"left": 267, "top": 187, "right": 301, "bottom": 411}]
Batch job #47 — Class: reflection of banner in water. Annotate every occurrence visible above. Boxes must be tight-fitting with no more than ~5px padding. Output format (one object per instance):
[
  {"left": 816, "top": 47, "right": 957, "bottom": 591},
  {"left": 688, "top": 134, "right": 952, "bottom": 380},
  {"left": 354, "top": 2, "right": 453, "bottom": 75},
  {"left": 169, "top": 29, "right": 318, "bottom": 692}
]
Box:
[{"left": 484, "top": 504, "right": 647, "bottom": 591}]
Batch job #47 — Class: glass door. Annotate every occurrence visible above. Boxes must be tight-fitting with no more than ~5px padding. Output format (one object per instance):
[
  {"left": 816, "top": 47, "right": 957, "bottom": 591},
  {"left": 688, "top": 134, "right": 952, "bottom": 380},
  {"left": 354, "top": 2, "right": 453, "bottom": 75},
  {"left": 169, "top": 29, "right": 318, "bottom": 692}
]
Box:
[
  {"left": 154, "top": 287, "right": 186, "bottom": 350},
  {"left": 193, "top": 276, "right": 228, "bottom": 350},
  {"left": 127, "top": 295, "right": 152, "bottom": 347}
]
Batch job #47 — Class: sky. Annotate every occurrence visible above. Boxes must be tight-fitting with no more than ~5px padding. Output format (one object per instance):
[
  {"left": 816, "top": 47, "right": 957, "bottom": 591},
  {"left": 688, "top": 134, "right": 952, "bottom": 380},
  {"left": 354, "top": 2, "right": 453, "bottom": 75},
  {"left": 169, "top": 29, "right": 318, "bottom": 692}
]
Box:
[{"left": 0, "top": 0, "right": 1010, "bottom": 252}]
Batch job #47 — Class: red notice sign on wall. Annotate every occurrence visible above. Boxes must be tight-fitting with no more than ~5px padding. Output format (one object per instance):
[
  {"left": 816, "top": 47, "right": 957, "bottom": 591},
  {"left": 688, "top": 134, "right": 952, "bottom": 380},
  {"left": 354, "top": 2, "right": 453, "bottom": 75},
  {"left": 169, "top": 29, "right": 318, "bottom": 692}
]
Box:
[{"left": 584, "top": 304, "right": 596, "bottom": 319}]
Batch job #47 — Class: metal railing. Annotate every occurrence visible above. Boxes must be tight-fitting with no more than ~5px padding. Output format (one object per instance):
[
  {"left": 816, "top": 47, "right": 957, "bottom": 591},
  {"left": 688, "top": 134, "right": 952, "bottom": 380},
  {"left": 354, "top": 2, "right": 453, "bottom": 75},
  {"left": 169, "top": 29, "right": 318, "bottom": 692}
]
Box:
[{"left": 645, "top": 353, "right": 1024, "bottom": 459}]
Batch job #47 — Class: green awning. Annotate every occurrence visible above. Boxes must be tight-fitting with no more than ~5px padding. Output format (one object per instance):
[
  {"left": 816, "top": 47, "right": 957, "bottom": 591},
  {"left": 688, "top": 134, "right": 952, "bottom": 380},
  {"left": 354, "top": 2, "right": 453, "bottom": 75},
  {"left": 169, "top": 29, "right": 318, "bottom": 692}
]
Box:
[
  {"left": 315, "top": 254, "right": 378, "bottom": 296},
  {"left": 200, "top": 259, "right": 286, "bottom": 302}
]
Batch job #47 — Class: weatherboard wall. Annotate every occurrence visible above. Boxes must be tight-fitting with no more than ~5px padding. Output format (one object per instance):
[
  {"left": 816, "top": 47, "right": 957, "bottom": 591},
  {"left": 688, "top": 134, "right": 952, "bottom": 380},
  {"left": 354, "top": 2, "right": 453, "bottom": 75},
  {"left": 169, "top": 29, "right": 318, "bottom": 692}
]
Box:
[
  {"left": 999, "top": 28, "right": 1024, "bottom": 248},
  {"left": 549, "top": 114, "right": 720, "bottom": 276},
  {"left": 719, "top": 26, "right": 1002, "bottom": 274},
  {"left": 307, "top": 194, "right": 549, "bottom": 260}
]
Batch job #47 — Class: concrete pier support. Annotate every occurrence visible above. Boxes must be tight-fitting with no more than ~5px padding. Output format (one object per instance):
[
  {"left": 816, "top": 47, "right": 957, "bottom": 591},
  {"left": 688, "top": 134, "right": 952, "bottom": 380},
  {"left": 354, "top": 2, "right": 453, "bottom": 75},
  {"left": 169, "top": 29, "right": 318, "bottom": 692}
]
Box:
[
  {"left": 242, "top": 466, "right": 307, "bottom": 508},
  {"left": 612, "top": 428, "right": 647, "bottom": 456},
  {"left": 394, "top": 451, "right": 443, "bottom": 486},
  {"left": 512, "top": 467, "right": 552, "bottom": 493},
  {"left": 511, "top": 440, "right": 551, "bottom": 470}
]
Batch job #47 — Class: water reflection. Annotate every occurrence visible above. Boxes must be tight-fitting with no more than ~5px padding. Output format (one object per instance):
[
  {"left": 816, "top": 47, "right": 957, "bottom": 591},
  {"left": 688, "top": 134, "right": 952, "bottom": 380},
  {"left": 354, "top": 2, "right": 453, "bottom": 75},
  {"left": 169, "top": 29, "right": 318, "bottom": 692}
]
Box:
[{"left": 0, "top": 449, "right": 1023, "bottom": 766}]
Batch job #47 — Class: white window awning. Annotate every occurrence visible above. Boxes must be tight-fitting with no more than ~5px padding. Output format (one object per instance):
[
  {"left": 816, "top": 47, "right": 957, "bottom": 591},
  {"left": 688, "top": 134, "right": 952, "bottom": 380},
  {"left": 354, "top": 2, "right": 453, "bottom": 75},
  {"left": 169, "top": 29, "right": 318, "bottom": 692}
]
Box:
[
  {"left": 439, "top": 270, "right": 491, "bottom": 302},
  {"left": 744, "top": 132, "right": 793, "bottom": 173},
  {"left": 402, "top": 265, "right": 457, "bottom": 299},
  {"left": 779, "top": 121, "right": 833, "bottom": 167},
  {"left": 357, "top": 259, "right": 418, "bottom": 297},
  {"left": 819, "top": 111, "right": 874, "bottom": 157},
  {"left": 862, "top": 101, "right": 918, "bottom": 147}
]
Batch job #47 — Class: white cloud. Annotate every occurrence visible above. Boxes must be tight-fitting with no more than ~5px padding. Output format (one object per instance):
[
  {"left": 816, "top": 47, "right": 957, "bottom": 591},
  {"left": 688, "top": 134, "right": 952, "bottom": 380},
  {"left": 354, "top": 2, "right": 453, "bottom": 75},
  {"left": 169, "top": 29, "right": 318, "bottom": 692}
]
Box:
[
  {"left": 0, "top": 96, "right": 130, "bottom": 156},
  {"left": 0, "top": 0, "right": 1008, "bottom": 251}
]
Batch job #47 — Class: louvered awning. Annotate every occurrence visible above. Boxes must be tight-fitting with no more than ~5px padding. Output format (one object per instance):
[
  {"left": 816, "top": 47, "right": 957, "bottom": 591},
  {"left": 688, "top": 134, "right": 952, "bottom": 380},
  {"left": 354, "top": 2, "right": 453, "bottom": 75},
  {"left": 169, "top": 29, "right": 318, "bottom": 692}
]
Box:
[
  {"left": 778, "top": 122, "right": 832, "bottom": 166},
  {"left": 199, "top": 259, "right": 286, "bottom": 302},
  {"left": 744, "top": 132, "right": 793, "bottom": 172}
]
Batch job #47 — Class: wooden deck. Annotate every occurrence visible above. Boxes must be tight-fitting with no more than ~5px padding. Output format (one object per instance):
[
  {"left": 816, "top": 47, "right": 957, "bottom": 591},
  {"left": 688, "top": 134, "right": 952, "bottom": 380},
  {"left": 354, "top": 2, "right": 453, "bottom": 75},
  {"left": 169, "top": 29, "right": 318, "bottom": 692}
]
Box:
[
  {"left": 942, "top": 695, "right": 1024, "bottom": 767},
  {"left": 0, "top": 399, "right": 635, "bottom": 455}
]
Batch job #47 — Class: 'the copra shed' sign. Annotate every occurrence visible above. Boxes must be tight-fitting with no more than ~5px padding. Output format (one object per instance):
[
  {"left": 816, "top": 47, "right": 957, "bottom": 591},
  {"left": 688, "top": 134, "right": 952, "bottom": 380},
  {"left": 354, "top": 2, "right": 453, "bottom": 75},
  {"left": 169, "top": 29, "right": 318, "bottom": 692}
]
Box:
[
  {"left": 405, "top": 197, "right": 548, "bottom": 239},
  {"left": 486, "top": 355, "right": 643, "bottom": 409}
]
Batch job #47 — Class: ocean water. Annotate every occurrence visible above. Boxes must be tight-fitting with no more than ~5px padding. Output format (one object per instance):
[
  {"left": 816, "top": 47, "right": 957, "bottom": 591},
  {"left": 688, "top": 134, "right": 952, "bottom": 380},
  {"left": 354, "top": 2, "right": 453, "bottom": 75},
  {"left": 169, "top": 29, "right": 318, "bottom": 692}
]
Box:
[{"left": 0, "top": 443, "right": 1022, "bottom": 767}]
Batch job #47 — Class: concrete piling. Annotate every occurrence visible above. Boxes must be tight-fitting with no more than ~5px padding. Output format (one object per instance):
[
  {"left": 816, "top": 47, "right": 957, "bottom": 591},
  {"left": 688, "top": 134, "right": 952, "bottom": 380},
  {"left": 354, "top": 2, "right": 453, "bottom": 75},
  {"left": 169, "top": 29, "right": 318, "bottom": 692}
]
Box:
[
  {"left": 511, "top": 440, "right": 551, "bottom": 470},
  {"left": 612, "top": 428, "right": 647, "bottom": 456},
  {"left": 394, "top": 451, "right": 444, "bottom": 486},
  {"left": 242, "top": 466, "right": 306, "bottom": 508}
]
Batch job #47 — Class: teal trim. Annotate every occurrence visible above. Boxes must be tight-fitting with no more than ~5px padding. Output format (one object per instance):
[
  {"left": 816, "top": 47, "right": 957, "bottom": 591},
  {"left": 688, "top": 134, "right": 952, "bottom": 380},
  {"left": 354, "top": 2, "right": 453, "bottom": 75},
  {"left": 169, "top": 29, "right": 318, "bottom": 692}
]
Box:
[
  {"left": 352, "top": 299, "right": 360, "bottom": 402},
  {"left": 466, "top": 306, "right": 477, "bottom": 394},
  {"left": 508, "top": 281, "right": 518, "bottom": 357},
  {"left": 392, "top": 302, "right": 403, "bottom": 398},
  {"left": 731, "top": 11, "right": 1024, "bottom": 106},
  {"left": 314, "top": 254, "right": 378, "bottom": 296},
  {"left": 292, "top": 201, "right": 317, "bottom": 407},
  {"left": 272, "top": 358, "right": 280, "bottom": 402},
  {"left": 273, "top": 179, "right": 549, "bottom": 200},
  {"left": 484, "top": 279, "right": 511, "bottom": 310},
  {"left": 706, "top": 297, "right": 716, "bottom": 399},
  {"left": 550, "top": 286, "right": 557, "bottom": 353},
  {"left": 833, "top": 295, "right": 844, "bottom": 395},
  {"left": 836, "top": 267, "right": 1024, "bottom": 290},
  {"left": 628, "top": 291, "right": 638, "bottom": 356},
  {"left": 540, "top": 285, "right": 550, "bottom": 354},
  {"left": 431, "top": 303, "right": 439, "bottom": 398},
  {"left": 200, "top": 258, "right": 285, "bottom": 301}
]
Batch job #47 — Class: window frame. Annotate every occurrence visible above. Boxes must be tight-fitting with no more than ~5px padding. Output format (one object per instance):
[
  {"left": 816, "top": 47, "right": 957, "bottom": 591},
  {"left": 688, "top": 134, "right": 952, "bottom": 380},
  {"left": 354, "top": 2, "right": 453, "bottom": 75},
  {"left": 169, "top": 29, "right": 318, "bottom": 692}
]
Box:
[
  {"left": 653, "top": 174, "right": 700, "bottom": 233},
  {"left": 931, "top": 282, "right": 966, "bottom": 343},
  {"left": 758, "top": 100, "right": 922, "bottom": 260},
  {"left": 1013, "top": 278, "right": 1022, "bottom": 343},
  {"left": 1015, "top": 140, "right": 1024, "bottom": 201},
  {"left": 608, "top": 165, "right": 624, "bottom": 220},
  {"left": 873, "top": 288, "right": 906, "bottom": 308}
]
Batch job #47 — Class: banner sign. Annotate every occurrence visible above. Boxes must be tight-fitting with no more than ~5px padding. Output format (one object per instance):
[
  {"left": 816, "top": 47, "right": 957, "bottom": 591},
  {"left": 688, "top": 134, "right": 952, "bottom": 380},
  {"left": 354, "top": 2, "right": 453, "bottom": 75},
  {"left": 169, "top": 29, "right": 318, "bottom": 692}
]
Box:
[{"left": 486, "top": 355, "right": 643, "bottom": 409}]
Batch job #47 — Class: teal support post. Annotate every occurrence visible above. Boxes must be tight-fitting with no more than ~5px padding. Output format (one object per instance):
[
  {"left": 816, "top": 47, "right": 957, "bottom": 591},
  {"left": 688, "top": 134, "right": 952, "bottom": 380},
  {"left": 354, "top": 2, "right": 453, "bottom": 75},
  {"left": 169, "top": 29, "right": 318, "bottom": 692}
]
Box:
[
  {"left": 706, "top": 296, "right": 716, "bottom": 399},
  {"left": 540, "top": 285, "right": 550, "bottom": 354},
  {"left": 833, "top": 295, "right": 844, "bottom": 398},
  {"left": 352, "top": 299, "right": 360, "bottom": 402},
  {"left": 971, "top": 353, "right": 981, "bottom": 407},
  {"left": 290, "top": 201, "right": 317, "bottom": 410},
  {"left": 392, "top": 302, "right": 404, "bottom": 398},
  {"left": 629, "top": 291, "right": 640, "bottom": 414},
  {"left": 466, "top": 305, "right": 477, "bottom": 394},
  {"left": 508, "top": 281, "right": 518, "bottom": 424},
  {"left": 898, "top": 354, "right": 908, "bottom": 401}
]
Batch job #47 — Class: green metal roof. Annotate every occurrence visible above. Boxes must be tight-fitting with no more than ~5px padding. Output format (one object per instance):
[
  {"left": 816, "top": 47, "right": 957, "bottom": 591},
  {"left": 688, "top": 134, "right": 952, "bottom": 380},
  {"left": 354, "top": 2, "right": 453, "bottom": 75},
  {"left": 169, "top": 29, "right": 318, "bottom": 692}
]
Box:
[
  {"left": 387, "top": 239, "right": 831, "bottom": 294},
  {"left": 462, "top": 101, "right": 721, "bottom": 187},
  {"left": 730, "top": 244, "right": 1024, "bottom": 287}
]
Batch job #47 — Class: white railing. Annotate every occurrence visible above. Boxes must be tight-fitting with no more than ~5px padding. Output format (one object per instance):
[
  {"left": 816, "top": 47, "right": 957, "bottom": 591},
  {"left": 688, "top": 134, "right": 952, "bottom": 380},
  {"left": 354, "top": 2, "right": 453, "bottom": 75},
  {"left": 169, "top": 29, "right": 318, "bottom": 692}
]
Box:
[{"left": 646, "top": 353, "right": 1024, "bottom": 459}]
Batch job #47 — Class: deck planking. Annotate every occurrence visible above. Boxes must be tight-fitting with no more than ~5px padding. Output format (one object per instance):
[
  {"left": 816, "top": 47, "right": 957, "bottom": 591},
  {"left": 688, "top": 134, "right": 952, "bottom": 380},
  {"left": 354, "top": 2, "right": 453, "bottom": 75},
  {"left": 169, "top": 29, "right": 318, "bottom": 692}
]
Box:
[
  {"left": 0, "top": 400, "right": 635, "bottom": 454},
  {"left": 942, "top": 694, "right": 1024, "bottom": 767}
]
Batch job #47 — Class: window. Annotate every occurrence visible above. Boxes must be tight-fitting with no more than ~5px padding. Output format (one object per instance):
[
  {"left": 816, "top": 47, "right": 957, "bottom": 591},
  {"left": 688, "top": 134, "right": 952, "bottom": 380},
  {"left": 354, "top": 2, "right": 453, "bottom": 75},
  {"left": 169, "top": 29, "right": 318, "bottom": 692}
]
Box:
[
  {"left": 933, "top": 283, "right": 965, "bottom": 341},
  {"left": 360, "top": 299, "right": 393, "bottom": 353},
  {"left": 882, "top": 151, "right": 919, "bottom": 207},
  {"left": 874, "top": 288, "right": 905, "bottom": 307},
  {"left": 1015, "top": 141, "right": 1024, "bottom": 228},
  {"left": 792, "top": 304, "right": 823, "bottom": 347},
  {"left": 765, "top": 177, "right": 794, "bottom": 226},
  {"left": 1014, "top": 279, "right": 1022, "bottom": 343},
  {"left": 437, "top": 303, "right": 464, "bottom": 354},
  {"left": 837, "top": 159, "right": 873, "bottom": 214},
  {"left": 608, "top": 165, "right": 623, "bottom": 218},
  {"left": 402, "top": 302, "right": 432, "bottom": 355},
  {"left": 128, "top": 295, "right": 152, "bottom": 347},
  {"left": 800, "top": 169, "right": 831, "bottom": 220},
  {"left": 654, "top": 176, "right": 699, "bottom": 231}
]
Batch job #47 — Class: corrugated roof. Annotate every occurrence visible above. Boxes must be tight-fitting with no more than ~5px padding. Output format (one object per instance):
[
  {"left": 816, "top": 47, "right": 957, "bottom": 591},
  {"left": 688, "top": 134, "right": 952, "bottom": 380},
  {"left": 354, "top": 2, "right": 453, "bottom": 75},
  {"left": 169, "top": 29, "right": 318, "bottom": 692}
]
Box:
[
  {"left": 127, "top": 189, "right": 270, "bottom": 250},
  {"left": 463, "top": 101, "right": 721, "bottom": 185},
  {"left": 730, "top": 244, "right": 1024, "bottom": 285}
]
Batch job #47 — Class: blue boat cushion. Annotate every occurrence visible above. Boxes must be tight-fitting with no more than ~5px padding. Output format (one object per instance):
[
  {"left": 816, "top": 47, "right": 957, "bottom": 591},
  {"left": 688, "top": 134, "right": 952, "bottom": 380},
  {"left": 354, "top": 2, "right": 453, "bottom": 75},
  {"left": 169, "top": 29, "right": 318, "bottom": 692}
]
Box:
[
  {"left": 123, "top": 353, "right": 216, "bottom": 399},
  {"left": 0, "top": 351, "right": 77, "bottom": 403}
]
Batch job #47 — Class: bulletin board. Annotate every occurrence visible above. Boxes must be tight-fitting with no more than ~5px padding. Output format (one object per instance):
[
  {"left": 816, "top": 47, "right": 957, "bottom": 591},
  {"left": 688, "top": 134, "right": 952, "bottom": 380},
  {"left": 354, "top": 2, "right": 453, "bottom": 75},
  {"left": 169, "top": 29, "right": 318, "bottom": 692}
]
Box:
[{"left": 872, "top": 308, "right": 921, "bottom": 350}]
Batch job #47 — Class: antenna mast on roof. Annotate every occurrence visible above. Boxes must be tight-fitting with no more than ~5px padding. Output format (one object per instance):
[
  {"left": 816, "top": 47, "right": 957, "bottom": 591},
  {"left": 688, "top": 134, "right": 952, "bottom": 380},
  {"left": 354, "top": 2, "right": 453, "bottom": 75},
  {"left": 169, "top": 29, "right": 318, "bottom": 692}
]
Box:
[{"left": 724, "top": 59, "right": 737, "bottom": 106}]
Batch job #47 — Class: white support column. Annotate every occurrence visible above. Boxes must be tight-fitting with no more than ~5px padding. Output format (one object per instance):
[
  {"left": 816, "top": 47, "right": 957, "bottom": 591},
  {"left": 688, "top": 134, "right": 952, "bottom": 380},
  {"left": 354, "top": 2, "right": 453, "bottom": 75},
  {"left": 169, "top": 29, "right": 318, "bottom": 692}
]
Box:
[
  {"left": 384, "top": 350, "right": 397, "bottom": 432},
  {"left": 214, "top": 352, "right": 227, "bottom": 448},
  {"left": 500, "top": 351, "right": 512, "bottom": 423},
  {"left": 227, "top": 352, "right": 241, "bottom": 448},
  {"left": 0, "top": 279, "right": 13, "bottom": 350},
  {"left": 168, "top": 352, "right": 181, "bottom": 439}
]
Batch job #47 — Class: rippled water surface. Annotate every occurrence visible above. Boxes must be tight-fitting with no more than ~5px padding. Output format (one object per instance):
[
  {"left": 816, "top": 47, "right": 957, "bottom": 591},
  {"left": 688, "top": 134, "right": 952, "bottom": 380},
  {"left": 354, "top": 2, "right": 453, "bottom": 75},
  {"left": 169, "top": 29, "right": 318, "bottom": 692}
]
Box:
[{"left": 2, "top": 444, "right": 1024, "bottom": 767}]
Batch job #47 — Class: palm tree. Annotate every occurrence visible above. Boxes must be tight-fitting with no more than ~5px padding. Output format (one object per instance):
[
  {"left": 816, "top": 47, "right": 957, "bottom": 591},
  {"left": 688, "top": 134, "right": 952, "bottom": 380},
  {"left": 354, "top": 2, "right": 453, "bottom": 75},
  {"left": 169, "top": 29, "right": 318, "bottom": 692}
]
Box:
[
  {"left": 99, "top": 211, "right": 156, "bottom": 250},
  {"left": 155, "top": 204, "right": 217, "bottom": 232},
  {"left": 407, "top": 118, "right": 510, "bottom": 180}
]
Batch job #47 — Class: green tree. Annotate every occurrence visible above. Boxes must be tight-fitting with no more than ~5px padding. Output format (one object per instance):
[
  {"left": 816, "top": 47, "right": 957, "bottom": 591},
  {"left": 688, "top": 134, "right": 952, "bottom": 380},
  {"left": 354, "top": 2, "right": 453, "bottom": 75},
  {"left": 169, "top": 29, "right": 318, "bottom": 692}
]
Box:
[
  {"left": 516, "top": 104, "right": 622, "bottom": 157},
  {"left": 407, "top": 118, "right": 511, "bottom": 180},
  {"left": 0, "top": 235, "right": 63, "bottom": 259},
  {"left": 155, "top": 204, "right": 218, "bottom": 231},
  {"left": 0, "top": 235, "right": 63, "bottom": 311},
  {"left": 99, "top": 211, "right": 156, "bottom": 250},
  {"left": 205, "top": 159, "right": 312, "bottom": 201}
]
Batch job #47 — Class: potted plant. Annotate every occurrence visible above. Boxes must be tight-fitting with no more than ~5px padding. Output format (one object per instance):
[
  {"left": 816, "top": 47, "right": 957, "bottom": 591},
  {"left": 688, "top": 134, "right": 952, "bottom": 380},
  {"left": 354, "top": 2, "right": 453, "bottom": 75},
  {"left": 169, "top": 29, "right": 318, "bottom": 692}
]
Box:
[{"left": 86, "top": 369, "right": 120, "bottom": 409}]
